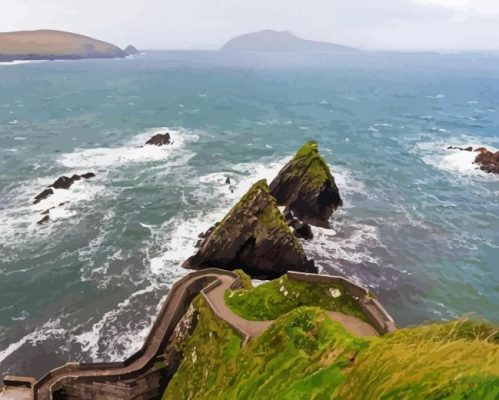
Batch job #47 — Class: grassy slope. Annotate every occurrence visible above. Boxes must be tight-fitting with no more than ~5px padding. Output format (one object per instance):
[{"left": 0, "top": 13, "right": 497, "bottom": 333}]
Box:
[
  {"left": 224, "top": 273, "right": 368, "bottom": 322},
  {"left": 163, "top": 297, "right": 367, "bottom": 400},
  {"left": 285, "top": 140, "right": 331, "bottom": 190},
  {"left": 337, "top": 319, "right": 499, "bottom": 399},
  {"left": 165, "top": 300, "right": 499, "bottom": 400},
  {"left": 0, "top": 30, "right": 124, "bottom": 57}
]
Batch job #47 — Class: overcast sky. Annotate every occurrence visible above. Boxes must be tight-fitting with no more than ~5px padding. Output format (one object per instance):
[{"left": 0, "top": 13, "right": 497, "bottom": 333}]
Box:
[{"left": 3, "top": 0, "right": 499, "bottom": 51}]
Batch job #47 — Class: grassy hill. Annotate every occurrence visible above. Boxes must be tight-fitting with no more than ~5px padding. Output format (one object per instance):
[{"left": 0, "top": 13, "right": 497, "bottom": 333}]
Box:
[
  {"left": 0, "top": 30, "right": 126, "bottom": 61},
  {"left": 163, "top": 272, "right": 499, "bottom": 400}
]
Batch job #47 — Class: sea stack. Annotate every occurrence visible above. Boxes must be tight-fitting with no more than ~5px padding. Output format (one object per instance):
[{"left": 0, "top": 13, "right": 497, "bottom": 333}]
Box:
[
  {"left": 182, "top": 179, "right": 316, "bottom": 278},
  {"left": 269, "top": 140, "right": 342, "bottom": 227}
]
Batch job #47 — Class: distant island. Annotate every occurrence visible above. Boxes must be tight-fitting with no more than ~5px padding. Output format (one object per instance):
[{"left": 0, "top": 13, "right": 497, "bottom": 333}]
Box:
[
  {"left": 221, "top": 29, "right": 360, "bottom": 53},
  {"left": 124, "top": 45, "right": 140, "bottom": 55},
  {"left": 0, "top": 30, "right": 129, "bottom": 62}
]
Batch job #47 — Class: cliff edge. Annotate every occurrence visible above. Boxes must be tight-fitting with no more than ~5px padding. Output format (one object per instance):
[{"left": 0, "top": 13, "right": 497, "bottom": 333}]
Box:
[{"left": 182, "top": 179, "right": 316, "bottom": 277}]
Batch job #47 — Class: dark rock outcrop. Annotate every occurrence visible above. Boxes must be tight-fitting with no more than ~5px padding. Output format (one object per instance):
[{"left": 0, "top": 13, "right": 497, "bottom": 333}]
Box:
[
  {"left": 447, "top": 146, "right": 473, "bottom": 152},
  {"left": 182, "top": 179, "right": 316, "bottom": 278},
  {"left": 50, "top": 172, "right": 95, "bottom": 190},
  {"left": 37, "top": 215, "right": 50, "bottom": 225},
  {"left": 145, "top": 133, "right": 171, "bottom": 146},
  {"left": 269, "top": 141, "right": 342, "bottom": 227},
  {"left": 34, "top": 188, "right": 54, "bottom": 204},
  {"left": 283, "top": 209, "right": 314, "bottom": 240},
  {"left": 474, "top": 147, "right": 499, "bottom": 174},
  {"left": 33, "top": 173, "right": 95, "bottom": 204}
]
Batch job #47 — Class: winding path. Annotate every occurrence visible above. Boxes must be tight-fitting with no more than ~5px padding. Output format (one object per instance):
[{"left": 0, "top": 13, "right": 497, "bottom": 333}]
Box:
[{"left": 2, "top": 268, "right": 378, "bottom": 400}]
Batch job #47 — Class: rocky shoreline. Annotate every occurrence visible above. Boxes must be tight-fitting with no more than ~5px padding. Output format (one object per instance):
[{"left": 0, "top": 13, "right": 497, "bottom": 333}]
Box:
[{"left": 447, "top": 145, "right": 499, "bottom": 174}]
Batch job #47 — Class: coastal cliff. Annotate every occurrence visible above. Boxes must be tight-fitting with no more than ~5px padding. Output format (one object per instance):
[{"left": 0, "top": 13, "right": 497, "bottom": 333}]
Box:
[
  {"left": 0, "top": 30, "right": 126, "bottom": 62},
  {"left": 270, "top": 141, "right": 342, "bottom": 227},
  {"left": 182, "top": 179, "right": 316, "bottom": 277}
]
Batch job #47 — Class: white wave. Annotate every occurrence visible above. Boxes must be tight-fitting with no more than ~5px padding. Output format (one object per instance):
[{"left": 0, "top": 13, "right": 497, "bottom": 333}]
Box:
[
  {"left": 417, "top": 140, "right": 498, "bottom": 178},
  {"left": 426, "top": 94, "right": 446, "bottom": 99},
  {"left": 72, "top": 285, "right": 158, "bottom": 361},
  {"left": 0, "top": 174, "right": 109, "bottom": 249},
  {"left": 58, "top": 127, "right": 199, "bottom": 169},
  {"left": 0, "top": 317, "right": 65, "bottom": 365},
  {"left": 0, "top": 60, "right": 47, "bottom": 66}
]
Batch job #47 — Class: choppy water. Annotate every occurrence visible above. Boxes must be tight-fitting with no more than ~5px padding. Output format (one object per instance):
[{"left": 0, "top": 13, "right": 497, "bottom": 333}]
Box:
[{"left": 0, "top": 51, "right": 498, "bottom": 378}]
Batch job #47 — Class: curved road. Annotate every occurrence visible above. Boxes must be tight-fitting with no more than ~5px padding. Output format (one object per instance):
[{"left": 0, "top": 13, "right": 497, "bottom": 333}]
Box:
[{"left": 3, "top": 268, "right": 377, "bottom": 400}]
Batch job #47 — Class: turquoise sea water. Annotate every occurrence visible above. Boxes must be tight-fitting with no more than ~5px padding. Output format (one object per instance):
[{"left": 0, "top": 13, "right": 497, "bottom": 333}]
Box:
[{"left": 0, "top": 51, "right": 498, "bottom": 377}]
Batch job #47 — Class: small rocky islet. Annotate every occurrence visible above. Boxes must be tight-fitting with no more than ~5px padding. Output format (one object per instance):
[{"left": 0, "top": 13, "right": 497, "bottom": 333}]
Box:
[
  {"left": 33, "top": 132, "right": 172, "bottom": 225},
  {"left": 447, "top": 145, "right": 499, "bottom": 174}
]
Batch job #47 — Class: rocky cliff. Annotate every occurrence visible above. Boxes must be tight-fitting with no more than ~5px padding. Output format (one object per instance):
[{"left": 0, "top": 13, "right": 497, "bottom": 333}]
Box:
[
  {"left": 269, "top": 141, "right": 342, "bottom": 227},
  {"left": 182, "top": 179, "right": 316, "bottom": 277},
  {"left": 0, "top": 30, "right": 126, "bottom": 62}
]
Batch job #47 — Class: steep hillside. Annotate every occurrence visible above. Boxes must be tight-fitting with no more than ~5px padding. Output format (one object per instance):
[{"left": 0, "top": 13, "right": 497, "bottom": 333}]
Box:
[{"left": 0, "top": 30, "right": 126, "bottom": 61}]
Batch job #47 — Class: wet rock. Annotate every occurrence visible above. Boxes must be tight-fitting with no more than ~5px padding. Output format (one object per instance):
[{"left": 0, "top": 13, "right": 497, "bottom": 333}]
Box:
[
  {"left": 292, "top": 221, "right": 314, "bottom": 240},
  {"left": 145, "top": 133, "right": 171, "bottom": 146},
  {"left": 37, "top": 215, "right": 50, "bottom": 225},
  {"left": 447, "top": 146, "right": 473, "bottom": 152},
  {"left": 34, "top": 188, "right": 54, "bottom": 204},
  {"left": 51, "top": 175, "right": 75, "bottom": 189},
  {"left": 81, "top": 172, "right": 96, "bottom": 179},
  {"left": 182, "top": 179, "right": 316, "bottom": 278},
  {"left": 50, "top": 172, "right": 95, "bottom": 190},
  {"left": 474, "top": 147, "right": 499, "bottom": 174},
  {"left": 269, "top": 141, "right": 342, "bottom": 228}
]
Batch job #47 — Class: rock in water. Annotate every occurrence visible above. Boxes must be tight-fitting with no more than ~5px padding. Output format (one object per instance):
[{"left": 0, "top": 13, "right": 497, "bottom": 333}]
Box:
[
  {"left": 145, "top": 133, "right": 171, "bottom": 146},
  {"left": 37, "top": 215, "right": 50, "bottom": 225},
  {"left": 269, "top": 141, "right": 342, "bottom": 227},
  {"left": 34, "top": 188, "right": 54, "bottom": 204},
  {"left": 182, "top": 179, "right": 316, "bottom": 278},
  {"left": 474, "top": 147, "right": 499, "bottom": 174}
]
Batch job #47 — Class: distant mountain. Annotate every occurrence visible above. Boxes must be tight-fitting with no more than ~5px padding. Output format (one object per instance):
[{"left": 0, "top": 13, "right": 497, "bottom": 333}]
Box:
[
  {"left": 221, "top": 30, "right": 359, "bottom": 53},
  {"left": 124, "top": 45, "right": 140, "bottom": 55},
  {"left": 0, "top": 30, "right": 127, "bottom": 62}
]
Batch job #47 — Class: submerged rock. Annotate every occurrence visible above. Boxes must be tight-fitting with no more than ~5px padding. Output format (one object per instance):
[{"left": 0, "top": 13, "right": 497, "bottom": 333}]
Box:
[
  {"left": 182, "top": 179, "right": 316, "bottom": 278},
  {"left": 474, "top": 147, "right": 499, "bottom": 174},
  {"left": 145, "top": 133, "right": 171, "bottom": 146},
  {"left": 447, "top": 146, "right": 473, "bottom": 152},
  {"left": 269, "top": 141, "right": 342, "bottom": 227}
]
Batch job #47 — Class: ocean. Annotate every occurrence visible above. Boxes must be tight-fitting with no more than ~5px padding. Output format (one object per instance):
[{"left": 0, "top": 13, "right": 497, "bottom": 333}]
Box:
[{"left": 0, "top": 50, "right": 498, "bottom": 378}]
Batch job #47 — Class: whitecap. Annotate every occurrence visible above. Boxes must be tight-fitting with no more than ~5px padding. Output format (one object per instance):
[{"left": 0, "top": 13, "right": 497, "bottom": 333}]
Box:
[{"left": 57, "top": 127, "right": 199, "bottom": 169}]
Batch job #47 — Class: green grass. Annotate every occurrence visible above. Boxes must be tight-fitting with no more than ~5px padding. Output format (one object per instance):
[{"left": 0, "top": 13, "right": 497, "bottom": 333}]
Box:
[
  {"left": 335, "top": 319, "right": 499, "bottom": 400},
  {"left": 164, "top": 292, "right": 499, "bottom": 400},
  {"left": 163, "top": 300, "right": 367, "bottom": 400},
  {"left": 224, "top": 274, "right": 368, "bottom": 322},
  {"left": 213, "top": 179, "right": 305, "bottom": 257},
  {"left": 233, "top": 269, "right": 253, "bottom": 290},
  {"left": 288, "top": 140, "right": 332, "bottom": 189}
]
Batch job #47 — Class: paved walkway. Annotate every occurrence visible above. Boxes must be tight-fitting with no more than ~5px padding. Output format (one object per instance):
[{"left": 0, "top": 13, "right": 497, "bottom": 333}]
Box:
[{"left": 3, "top": 269, "right": 378, "bottom": 400}]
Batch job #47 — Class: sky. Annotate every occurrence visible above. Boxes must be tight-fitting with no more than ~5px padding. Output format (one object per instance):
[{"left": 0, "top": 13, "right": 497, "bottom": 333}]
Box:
[{"left": 2, "top": 0, "right": 499, "bottom": 51}]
